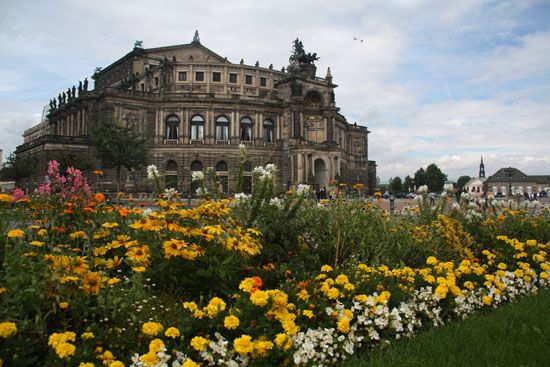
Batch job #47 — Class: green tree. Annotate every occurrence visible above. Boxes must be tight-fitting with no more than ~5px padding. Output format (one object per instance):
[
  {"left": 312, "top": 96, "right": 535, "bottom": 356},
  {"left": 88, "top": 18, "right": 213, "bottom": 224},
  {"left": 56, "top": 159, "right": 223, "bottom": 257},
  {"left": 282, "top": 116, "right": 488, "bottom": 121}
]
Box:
[
  {"left": 389, "top": 176, "right": 403, "bottom": 194},
  {"left": 457, "top": 175, "right": 471, "bottom": 192},
  {"left": 51, "top": 150, "right": 97, "bottom": 172},
  {"left": 403, "top": 175, "right": 414, "bottom": 192},
  {"left": 425, "top": 163, "right": 447, "bottom": 192},
  {"left": 0, "top": 153, "right": 35, "bottom": 184},
  {"left": 413, "top": 167, "right": 426, "bottom": 190},
  {"left": 90, "top": 120, "right": 149, "bottom": 193}
]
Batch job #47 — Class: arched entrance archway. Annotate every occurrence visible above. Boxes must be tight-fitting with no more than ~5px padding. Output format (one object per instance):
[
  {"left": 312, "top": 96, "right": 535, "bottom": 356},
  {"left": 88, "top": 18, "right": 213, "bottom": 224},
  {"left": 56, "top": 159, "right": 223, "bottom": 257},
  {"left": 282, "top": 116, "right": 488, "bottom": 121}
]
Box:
[{"left": 314, "top": 158, "right": 327, "bottom": 190}]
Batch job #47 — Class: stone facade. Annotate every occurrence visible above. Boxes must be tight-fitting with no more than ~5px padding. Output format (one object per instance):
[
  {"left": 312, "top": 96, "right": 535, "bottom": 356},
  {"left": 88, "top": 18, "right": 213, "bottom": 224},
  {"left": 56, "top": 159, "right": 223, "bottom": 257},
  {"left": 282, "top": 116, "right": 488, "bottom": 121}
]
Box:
[
  {"left": 16, "top": 34, "right": 376, "bottom": 195},
  {"left": 484, "top": 167, "right": 550, "bottom": 197}
]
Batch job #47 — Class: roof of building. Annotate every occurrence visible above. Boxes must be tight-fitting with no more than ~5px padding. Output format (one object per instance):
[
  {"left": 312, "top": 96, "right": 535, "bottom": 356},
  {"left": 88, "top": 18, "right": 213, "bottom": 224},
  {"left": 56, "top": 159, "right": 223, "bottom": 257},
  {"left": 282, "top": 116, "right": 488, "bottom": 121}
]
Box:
[{"left": 486, "top": 167, "right": 550, "bottom": 183}]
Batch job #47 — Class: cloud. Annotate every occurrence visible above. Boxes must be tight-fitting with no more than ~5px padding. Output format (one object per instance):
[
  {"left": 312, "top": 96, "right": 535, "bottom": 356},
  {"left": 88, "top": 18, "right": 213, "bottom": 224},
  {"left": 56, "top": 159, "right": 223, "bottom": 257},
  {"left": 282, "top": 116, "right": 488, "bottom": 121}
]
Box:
[{"left": 0, "top": 0, "right": 549, "bottom": 183}]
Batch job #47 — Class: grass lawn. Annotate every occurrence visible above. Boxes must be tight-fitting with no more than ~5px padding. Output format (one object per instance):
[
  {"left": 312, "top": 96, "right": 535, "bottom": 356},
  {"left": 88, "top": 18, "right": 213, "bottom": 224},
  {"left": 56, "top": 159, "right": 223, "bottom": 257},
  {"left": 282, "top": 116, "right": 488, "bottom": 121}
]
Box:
[{"left": 339, "top": 289, "right": 550, "bottom": 367}]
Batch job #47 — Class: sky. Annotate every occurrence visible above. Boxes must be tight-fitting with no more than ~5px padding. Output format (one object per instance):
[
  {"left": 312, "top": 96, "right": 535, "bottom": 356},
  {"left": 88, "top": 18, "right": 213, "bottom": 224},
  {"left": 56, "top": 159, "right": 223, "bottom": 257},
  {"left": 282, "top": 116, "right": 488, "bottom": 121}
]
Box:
[{"left": 0, "top": 0, "right": 549, "bottom": 182}]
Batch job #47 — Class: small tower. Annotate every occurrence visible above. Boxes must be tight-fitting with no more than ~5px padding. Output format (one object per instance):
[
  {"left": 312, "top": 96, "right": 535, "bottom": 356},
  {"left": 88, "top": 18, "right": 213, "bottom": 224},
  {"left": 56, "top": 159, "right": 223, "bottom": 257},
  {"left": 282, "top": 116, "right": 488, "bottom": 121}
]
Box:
[{"left": 479, "top": 156, "right": 485, "bottom": 178}]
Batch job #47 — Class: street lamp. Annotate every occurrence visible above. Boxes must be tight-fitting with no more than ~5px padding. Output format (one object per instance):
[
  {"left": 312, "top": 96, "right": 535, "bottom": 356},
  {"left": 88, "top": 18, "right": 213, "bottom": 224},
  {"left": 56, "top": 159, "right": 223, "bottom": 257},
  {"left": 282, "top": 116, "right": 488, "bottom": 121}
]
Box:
[{"left": 505, "top": 167, "right": 513, "bottom": 199}]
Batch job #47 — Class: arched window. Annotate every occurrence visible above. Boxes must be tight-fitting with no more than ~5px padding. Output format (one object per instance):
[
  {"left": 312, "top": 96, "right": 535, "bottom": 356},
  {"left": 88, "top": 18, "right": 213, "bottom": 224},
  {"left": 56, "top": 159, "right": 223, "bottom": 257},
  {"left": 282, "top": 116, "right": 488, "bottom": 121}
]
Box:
[
  {"left": 215, "top": 160, "right": 228, "bottom": 172},
  {"left": 166, "top": 160, "right": 178, "bottom": 172},
  {"left": 165, "top": 115, "right": 179, "bottom": 140},
  {"left": 240, "top": 117, "right": 252, "bottom": 141},
  {"left": 243, "top": 161, "right": 253, "bottom": 172},
  {"left": 190, "top": 115, "right": 204, "bottom": 140},
  {"left": 165, "top": 160, "right": 178, "bottom": 189},
  {"left": 190, "top": 160, "right": 203, "bottom": 172},
  {"left": 304, "top": 91, "right": 322, "bottom": 107},
  {"left": 263, "top": 119, "right": 275, "bottom": 143},
  {"left": 215, "top": 115, "right": 229, "bottom": 141}
]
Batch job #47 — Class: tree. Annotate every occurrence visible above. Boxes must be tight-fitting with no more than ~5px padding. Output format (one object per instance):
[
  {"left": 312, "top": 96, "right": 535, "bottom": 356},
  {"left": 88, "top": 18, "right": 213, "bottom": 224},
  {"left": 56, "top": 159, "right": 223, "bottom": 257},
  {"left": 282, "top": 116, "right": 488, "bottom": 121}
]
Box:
[
  {"left": 389, "top": 176, "right": 403, "bottom": 194},
  {"left": 425, "top": 163, "right": 447, "bottom": 192},
  {"left": 0, "top": 153, "right": 35, "bottom": 184},
  {"left": 403, "top": 175, "right": 414, "bottom": 193},
  {"left": 457, "top": 175, "right": 471, "bottom": 192},
  {"left": 90, "top": 120, "right": 149, "bottom": 193},
  {"left": 413, "top": 168, "right": 426, "bottom": 190},
  {"left": 51, "top": 150, "right": 97, "bottom": 172}
]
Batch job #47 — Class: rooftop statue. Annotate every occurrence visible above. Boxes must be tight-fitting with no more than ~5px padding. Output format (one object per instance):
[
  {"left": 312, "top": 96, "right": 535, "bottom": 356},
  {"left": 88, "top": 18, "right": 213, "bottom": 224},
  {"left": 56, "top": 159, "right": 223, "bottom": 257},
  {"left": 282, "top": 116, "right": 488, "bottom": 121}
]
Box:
[
  {"left": 289, "top": 38, "right": 319, "bottom": 65},
  {"left": 193, "top": 30, "right": 200, "bottom": 43}
]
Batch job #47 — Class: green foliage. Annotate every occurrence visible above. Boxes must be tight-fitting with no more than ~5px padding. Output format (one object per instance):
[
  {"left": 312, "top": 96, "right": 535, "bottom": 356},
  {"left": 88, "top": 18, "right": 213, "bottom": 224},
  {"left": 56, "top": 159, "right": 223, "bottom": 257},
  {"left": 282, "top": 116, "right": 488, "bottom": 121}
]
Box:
[
  {"left": 51, "top": 150, "right": 97, "bottom": 172},
  {"left": 403, "top": 175, "right": 413, "bottom": 193},
  {"left": 0, "top": 153, "right": 35, "bottom": 183},
  {"left": 90, "top": 120, "right": 148, "bottom": 192},
  {"left": 425, "top": 163, "right": 447, "bottom": 192},
  {"left": 457, "top": 175, "right": 471, "bottom": 191},
  {"left": 413, "top": 167, "right": 426, "bottom": 190},
  {"left": 389, "top": 176, "right": 403, "bottom": 194}
]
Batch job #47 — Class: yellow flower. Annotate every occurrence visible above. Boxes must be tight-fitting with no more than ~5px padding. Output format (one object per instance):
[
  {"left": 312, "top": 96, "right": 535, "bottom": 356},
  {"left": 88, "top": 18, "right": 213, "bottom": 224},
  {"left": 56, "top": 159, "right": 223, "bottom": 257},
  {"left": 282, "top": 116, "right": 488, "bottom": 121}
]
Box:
[
  {"left": 325, "top": 287, "right": 340, "bottom": 300},
  {"left": 81, "top": 272, "right": 103, "bottom": 294},
  {"left": 190, "top": 336, "right": 209, "bottom": 351},
  {"left": 234, "top": 335, "right": 254, "bottom": 355},
  {"left": 132, "top": 266, "right": 146, "bottom": 273},
  {"left": 250, "top": 290, "right": 269, "bottom": 307},
  {"left": 7, "top": 229, "right": 24, "bottom": 238},
  {"left": 149, "top": 338, "right": 166, "bottom": 353},
  {"left": 252, "top": 339, "right": 274, "bottom": 358},
  {"left": 142, "top": 322, "right": 163, "bottom": 336},
  {"left": 426, "top": 256, "right": 437, "bottom": 265},
  {"left": 497, "top": 263, "right": 507, "bottom": 270},
  {"left": 274, "top": 333, "right": 293, "bottom": 351},
  {"left": 0, "top": 322, "right": 17, "bottom": 338},
  {"left": 59, "top": 302, "right": 69, "bottom": 309},
  {"left": 482, "top": 295, "right": 492, "bottom": 305},
  {"left": 30, "top": 240, "right": 44, "bottom": 247},
  {"left": 335, "top": 274, "right": 349, "bottom": 285},
  {"left": 109, "top": 362, "right": 125, "bottom": 367},
  {"left": 108, "top": 277, "right": 121, "bottom": 286},
  {"left": 54, "top": 342, "right": 76, "bottom": 359},
  {"left": 302, "top": 310, "right": 314, "bottom": 318},
  {"left": 81, "top": 332, "right": 95, "bottom": 340},
  {"left": 206, "top": 297, "right": 226, "bottom": 318},
  {"left": 297, "top": 289, "right": 310, "bottom": 301},
  {"left": 182, "top": 359, "right": 199, "bottom": 367},
  {"left": 320, "top": 265, "right": 333, "bottom": 272},
  {"left": 48, "top": 331, "right": 76, "bottom": 347},
  {"left": 79, "top": 363, "right": 95, "bottom": 367},
  {"left": 165, "top": 327, "right": 180, "bottom": 338},
  {"left": 239, "top": 277, "right": 257, "bottom": 293},
  {"left": 0, "top": 287, "right": 6, "bottom": 294},
  {"left": 224, "top": 315, "right": 240, "bottom": 330},
  {"left": 337, "top": 318, "right": 350, "bottom": 333}
]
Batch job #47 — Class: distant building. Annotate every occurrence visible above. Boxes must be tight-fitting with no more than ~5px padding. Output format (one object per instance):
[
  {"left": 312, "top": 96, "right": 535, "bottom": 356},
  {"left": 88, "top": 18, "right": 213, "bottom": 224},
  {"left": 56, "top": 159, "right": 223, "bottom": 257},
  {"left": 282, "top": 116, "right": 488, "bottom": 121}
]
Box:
[
  {"left": 484, "top": 167, "right": 550, "bottom": 197},
  {"left": 464, "top": 156, "right": 487, "bottom": 198},
  {"left": 16, "top": 33, "right": 376, "bottom": 195}
]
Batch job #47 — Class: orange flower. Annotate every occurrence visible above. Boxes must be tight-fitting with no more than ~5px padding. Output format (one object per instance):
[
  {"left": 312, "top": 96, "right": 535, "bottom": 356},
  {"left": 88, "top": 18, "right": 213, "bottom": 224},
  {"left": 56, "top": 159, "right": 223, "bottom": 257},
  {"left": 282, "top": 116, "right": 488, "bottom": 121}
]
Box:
[
  {"left": 84, "top": 207, "right": 97, "bottom": 214},
  {"left": 251, "top": 276, "right": 263, "bottom": 289},
  {"left": 53, "top": 226, "right": 66, "bottom": 234},
  {"left": 94, "top": 170, "right": 104, "bottom": 175},
  {"left": 118, "top": 208, "right": 129, "bottom": 217},
  {"left": 94, "top": 193, "right": 105, "bottom": 203}
]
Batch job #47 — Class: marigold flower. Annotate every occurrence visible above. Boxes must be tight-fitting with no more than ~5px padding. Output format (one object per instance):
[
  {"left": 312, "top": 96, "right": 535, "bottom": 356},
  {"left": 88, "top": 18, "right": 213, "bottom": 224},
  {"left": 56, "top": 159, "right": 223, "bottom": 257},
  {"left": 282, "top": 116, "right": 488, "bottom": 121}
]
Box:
[
  {"left": 54, "top": 342, "right": 76, "bottom": 359},
  {"left": 190, "top": 336, "right": 209, "bottom": 351},
  {"left": 234, "top": 335, "right": 254, "bottom": 355},
  {"left": 59, "top": 302, "right": 69, "bottom": 309},
  {"left": 250, "top": 290, "right": 269, "bottom": 307},
  {"left": 165, "top": 327, "right": 180, "bottom": 339},
  {"left": 224, "top": 315, "right": 240, "bottom": 330},
  {"left": 81, "top": 332, "right": 94, "bottom": 339},
  {"left": 79, "top": 363, "right": 95, "bottom": 367},
  {"left": 149, "top": 338, "right": 166, "bottom": 353},
  {"left": 337, "top": 318, "right": 350, "bottom": 333},
  {"left": 94, "top": 193, "right": 105, "bottom": 202},
  {"left": 320, "top": 265, "right": 333, "bottom": 272},
  {"left": 142, "top": 322, "right": 163, "bottom": 336},
  {"left": 0, "top": 322, "right": 17, "bottom": 338},
  {"left": 182, "top": 359, "right": 199, "bottom": 367}
]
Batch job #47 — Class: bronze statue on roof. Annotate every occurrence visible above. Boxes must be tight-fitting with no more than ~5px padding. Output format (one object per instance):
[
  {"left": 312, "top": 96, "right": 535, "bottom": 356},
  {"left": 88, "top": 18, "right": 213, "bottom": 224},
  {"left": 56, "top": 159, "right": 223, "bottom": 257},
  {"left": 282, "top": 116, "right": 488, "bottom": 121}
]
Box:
[{"left": 289, "top": 38, "right": 319, "bottom": 65}]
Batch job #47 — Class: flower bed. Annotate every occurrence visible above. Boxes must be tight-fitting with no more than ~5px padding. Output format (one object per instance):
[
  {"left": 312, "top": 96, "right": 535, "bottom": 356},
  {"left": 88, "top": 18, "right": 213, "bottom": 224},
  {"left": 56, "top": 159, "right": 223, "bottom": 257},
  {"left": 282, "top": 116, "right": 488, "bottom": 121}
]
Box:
[{"left": 0, "top": 162, "right": 549, "bottom": 366}]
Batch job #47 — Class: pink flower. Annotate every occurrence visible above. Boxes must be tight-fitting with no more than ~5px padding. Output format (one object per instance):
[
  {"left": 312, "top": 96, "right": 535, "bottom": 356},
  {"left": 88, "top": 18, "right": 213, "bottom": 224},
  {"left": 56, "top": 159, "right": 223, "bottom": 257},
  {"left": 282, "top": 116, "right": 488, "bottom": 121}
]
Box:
[{"left": 11, "top": 188, "right": 26, "bottom": 202}]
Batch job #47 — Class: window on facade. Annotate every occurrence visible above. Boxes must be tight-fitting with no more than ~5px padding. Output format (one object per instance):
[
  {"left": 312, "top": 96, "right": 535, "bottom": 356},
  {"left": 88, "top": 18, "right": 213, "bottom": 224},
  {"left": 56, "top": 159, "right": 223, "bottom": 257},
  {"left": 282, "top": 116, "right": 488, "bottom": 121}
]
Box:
[
  {"left": 260, "top": 77, "right": 267, "bottom": 87},
  {"left": 190, "top": 160, "right": 203, "bottom": 172},
  {"left": 215, "top": 161, "right": 228, "bottom": 172},
  {"left": 215, "top": 115, "right": 229, "bottom": 141},
  {"left": 195, "top": 71, "right": 204, "bottom": 81},
  {"left": 154, "top": 77, "right": 159, "bottom": 86},
  {"left": 229, "top": 73, "right": 237, "bottom": 83},
  {"left": 190, "top": 115, "right": 204, "bottom": 140},
  {"left": 263, "top": 119, "right": 274, "bottom": 143},
  {"left": 140, "top": 83, "right": 144, "bottom": 91},
  {"left": 245, "top": 75, "right": 253, "bottom": 85},
  {"left": 240, "top": 117, "right": 252, "bottom": 141},
  {"left": 178, "top": 71, "right": 187, "bottom": 81},
  {"left": 165, "top": 115, "right": 179, "bottom": 140},
  {"left": 212, "top": 72, "right": 221, "bottom": 82}
]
